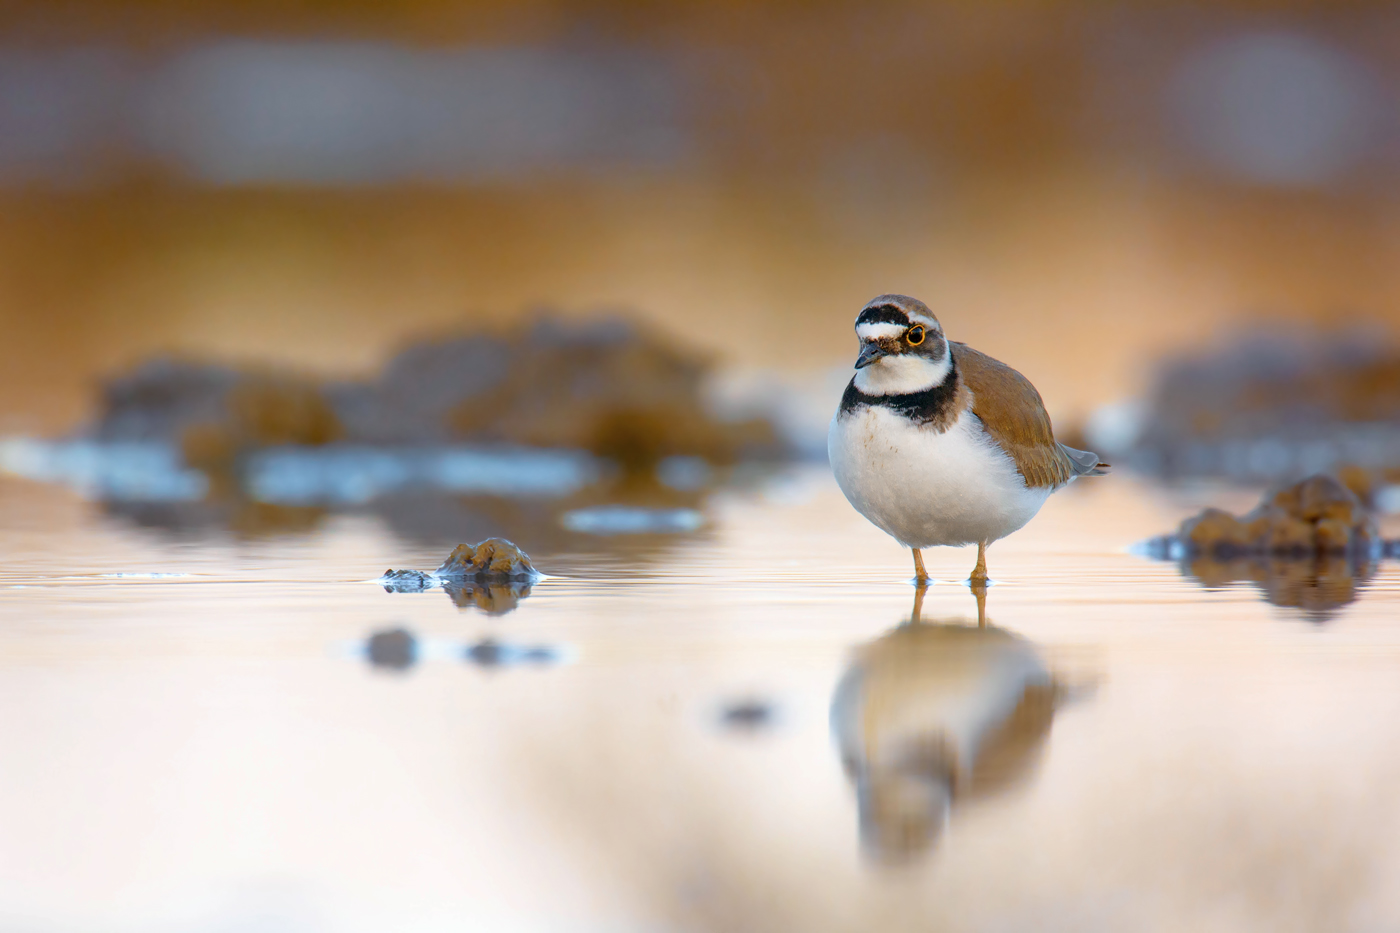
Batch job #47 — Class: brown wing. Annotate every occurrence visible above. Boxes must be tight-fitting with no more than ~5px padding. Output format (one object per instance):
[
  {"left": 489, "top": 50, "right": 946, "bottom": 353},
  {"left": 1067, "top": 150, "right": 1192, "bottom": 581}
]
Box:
[{"left": 950, "top": 342, "right": 1074, "bottom": 489}]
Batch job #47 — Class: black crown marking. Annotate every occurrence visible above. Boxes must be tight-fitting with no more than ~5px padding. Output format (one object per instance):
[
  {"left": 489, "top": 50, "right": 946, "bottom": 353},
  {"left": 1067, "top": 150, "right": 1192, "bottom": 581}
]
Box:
[{"left": 855, "top": 304, "right": 912, "bottom": 327}]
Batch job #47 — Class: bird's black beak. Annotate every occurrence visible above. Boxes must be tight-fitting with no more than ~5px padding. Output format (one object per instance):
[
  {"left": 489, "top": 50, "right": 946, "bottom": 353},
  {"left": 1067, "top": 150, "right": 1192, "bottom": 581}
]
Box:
[{"left": 855, "top": 342, "right": 889, "bottom": 369}]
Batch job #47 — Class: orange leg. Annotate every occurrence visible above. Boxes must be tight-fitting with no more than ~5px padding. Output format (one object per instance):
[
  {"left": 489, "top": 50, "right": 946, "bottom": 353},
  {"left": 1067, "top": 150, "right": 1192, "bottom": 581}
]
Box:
[
  {"left": 971, "top": 542, "right": 989, "bottom": 626},
  {"left": 912, "top": 548, "right": 930, "bottom": 585},
  {"left": 970, "top": 541, "right": 988, "bottom": 585}
]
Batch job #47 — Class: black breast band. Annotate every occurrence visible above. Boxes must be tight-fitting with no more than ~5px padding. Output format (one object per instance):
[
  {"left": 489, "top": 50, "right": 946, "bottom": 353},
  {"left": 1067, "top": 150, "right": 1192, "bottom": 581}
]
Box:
[{"left": 838, "top": 358, "right": 961, "bottom": 426}]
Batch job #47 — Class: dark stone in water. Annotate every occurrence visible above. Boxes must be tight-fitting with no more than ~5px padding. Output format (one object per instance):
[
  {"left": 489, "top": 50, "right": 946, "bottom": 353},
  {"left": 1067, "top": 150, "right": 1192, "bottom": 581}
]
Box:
[
  {"left": 1148, "top": 474, "right": 1390, "bottom": 619},
  {"left": 380, "top": 569, "right": 435, "bottom": 592},
  {"left": 94, "top": 358, "right": 344, "bottom": 477},
  {"left": 720, "top": 700, "right": 774, "bottom": 730},
  {"left": 465, "top": 639, "right": 504, "bottom": 667},
  {"left": 433, "top": 537, "right": 538, "bottom": 580},
  {"left": 463, "top": 638, "right": 559, "bottom": 667},
  {"left": 1127, "top": 331, "right": 1400, "bottom": 480},
  {"left": 367, "top": 628, "right": 417, "bottom": 670},
  {"left": 1172, "top": 475, "right": 1380, "bottom": 560},
  {"left": 90, "top": 316, "right": 789, "bottom": 482},
  {"left": 381, "top": 538, "right": 538, "bottom": 615}
]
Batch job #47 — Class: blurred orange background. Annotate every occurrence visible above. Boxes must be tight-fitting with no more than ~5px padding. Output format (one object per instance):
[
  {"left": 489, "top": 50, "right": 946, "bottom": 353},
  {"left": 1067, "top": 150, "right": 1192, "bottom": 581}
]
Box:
[{"left": 1, "top": 0, "right": 1397, "bottom": 433}]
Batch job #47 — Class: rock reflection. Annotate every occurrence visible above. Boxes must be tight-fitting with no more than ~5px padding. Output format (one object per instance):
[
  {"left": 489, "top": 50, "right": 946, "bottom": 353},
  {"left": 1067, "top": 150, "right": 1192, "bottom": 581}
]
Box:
[
  {"left": 443, "top": 581, "right": 533, "bottom": 615},
  {"left": 1180, "top": 552, "right": 1377, "bottom": 621},
  {"left": 1143, "top": 474, "right": 1395, "bottom": 620},
  {"left": 831, "top": 610, "right": 1061, "bottom": 864}
]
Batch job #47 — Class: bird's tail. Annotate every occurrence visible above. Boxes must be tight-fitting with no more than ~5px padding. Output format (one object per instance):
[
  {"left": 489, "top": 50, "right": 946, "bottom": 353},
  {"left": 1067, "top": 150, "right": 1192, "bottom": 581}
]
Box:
[{"left": 1060, "top": 444, "right": 1111, "bottom": 476}]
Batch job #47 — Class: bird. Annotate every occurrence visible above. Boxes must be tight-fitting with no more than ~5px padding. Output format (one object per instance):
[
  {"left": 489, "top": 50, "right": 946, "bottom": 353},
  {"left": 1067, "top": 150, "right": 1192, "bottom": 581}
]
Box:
[{"left": 828, "top": 293, "right": 1108, "bottom": 591}]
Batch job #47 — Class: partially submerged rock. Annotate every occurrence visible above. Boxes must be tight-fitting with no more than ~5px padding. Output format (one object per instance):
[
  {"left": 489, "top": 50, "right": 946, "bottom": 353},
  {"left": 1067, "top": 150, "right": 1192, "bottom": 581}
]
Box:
[
  {"left": 464, "top": 638, "right": 561, "bottom": 668},
  {"left": 96, "top": 359, "right": 344, "bottom": 475},
  {"left": 380, "top": 537, "right": 538, "bottom": 614},
  {"left": 379, "top": 569, "right": 436, "bottom": 592},
  {"left": 1171, "top": 475, "right": 1381, "bottom": 560},
  {"left": 1124, "top": 331, "right": 1400, "bottom": 481},
  {"left": 434, "top": 537, "right": 537, "bottom": 580},
  {"left": 1145, "top": 474, "right": 1394, "bottom": 619},
  {"left": 366, "top": 628, "right": 418, "bottom": 670},
  {"left": 90, "top": 315, "right": 789, "bottom": 488}
]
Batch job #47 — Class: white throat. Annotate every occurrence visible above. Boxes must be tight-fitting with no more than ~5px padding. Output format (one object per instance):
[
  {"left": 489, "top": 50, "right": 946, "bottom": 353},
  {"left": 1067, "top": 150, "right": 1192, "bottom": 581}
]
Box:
[{"left": 853, "top": 351, "right": 951, "bottom": 396}]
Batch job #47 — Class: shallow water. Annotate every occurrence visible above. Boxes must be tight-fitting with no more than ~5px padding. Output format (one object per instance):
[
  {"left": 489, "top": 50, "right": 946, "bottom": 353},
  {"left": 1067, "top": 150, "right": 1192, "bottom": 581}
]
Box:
[{"left": 2, "top": 469, "right": 1399, "bottom": 932}]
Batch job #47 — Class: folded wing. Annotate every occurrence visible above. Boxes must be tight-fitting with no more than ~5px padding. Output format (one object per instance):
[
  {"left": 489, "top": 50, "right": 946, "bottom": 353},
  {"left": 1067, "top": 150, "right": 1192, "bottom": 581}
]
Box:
[{"left": 951, "top": 342, "right": 1107, "bottom": 489}]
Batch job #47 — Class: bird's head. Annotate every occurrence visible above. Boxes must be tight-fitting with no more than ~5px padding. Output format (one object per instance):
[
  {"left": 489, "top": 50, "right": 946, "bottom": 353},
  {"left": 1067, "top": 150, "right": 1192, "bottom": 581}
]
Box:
[{"left": 850, "top": 294, "right": 951, "bottom": 395}]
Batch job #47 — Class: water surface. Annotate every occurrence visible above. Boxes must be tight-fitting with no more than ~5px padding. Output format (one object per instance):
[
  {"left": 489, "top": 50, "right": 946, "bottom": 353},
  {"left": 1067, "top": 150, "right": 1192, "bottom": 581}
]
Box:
[{"left": 1, "top": 470, "right": 1398, "bottom": 932}]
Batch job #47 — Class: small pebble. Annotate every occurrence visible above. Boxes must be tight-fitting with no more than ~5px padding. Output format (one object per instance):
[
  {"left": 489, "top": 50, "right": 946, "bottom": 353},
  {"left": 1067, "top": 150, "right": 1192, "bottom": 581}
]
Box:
[
  {"left": 720, "top": 700, "right": 775, "bottom": 731},
  {"left": 366, "top": 628, "right": 418, "bottom": 670}
]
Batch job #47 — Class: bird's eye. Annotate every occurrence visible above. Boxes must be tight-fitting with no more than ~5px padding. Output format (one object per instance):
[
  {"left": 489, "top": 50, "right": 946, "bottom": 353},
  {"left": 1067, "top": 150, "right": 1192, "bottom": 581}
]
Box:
[{"left": 907, "top": 326, "right": 926, "bottom": 346}]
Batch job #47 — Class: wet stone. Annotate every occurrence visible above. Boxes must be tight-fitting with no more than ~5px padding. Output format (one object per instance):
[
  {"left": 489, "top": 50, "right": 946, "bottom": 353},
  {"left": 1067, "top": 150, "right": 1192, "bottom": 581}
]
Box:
[
  {"left": 1178, "top": 508, "right": 1251, "bottom": 558},
  {"left": 1148, "top": 473, "right": 1392, "bottom": 619},
  {"left": 367, "top": 628, "right": 418, "bottom": 670},
  {"left": 1169, "top": 474, "right": 1378, "bottom": 560},
  {"left": 379, "top": 569, "right": 435, "bottom": 592},
  {"left": 719, "top": 700, "right": 775, "bottom": 731},
  {"left": 1127, "top": 333, "right": 1400, "bottom": 482},
  {"left": 464, "top": 638, "right": 560, "bottom": 668},
  {"left": 466, "top": 639, "right": 504, "bottom": 667},
  {"left": 381, "top": 538, "right": 539, "bottom": 614},
  {"left": 434, "top": 537, "right": 538, "bottom": 581}
]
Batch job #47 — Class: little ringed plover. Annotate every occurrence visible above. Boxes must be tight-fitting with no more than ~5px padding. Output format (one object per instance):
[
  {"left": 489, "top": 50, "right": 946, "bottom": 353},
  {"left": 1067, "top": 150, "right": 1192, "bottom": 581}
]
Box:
[{"left": 828, "top": 294, "right": 1107, "bottom": 588}]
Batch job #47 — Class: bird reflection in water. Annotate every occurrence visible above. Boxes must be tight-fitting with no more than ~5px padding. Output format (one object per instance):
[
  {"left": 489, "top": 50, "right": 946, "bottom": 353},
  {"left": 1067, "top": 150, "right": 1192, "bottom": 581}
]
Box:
[{"left": 830, "top": 585, "right": 1062, "bottom": 863}]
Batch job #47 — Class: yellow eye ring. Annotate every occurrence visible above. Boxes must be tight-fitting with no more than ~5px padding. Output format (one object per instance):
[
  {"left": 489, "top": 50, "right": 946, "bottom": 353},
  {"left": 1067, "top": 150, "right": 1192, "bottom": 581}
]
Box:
[{"left": 907, "top": 325, "right": 926, "bottom": 346}]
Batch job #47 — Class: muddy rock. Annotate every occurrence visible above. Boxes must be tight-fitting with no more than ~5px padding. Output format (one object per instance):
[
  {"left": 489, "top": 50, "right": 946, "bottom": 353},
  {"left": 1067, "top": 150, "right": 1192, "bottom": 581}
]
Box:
[
  {"left": 1172, "top": 474, "right": 1379, "bottom": 559},
  {"left": 434, "top": 537, "right": 538, "bottom": 580},
  {"left": 1178, "top": 508, "right": 1251, "bottom": 557},
  {"left": 1126, "top": 332, "right": 1400, "bottom": 480},
  {"left": 96, "top": 358, "right": 343, "bottom": 464},
  {"left": 334, "top": 315, "right": 788, "bottom": 467},
  {"left": 380, "top": 538, "right": 538, "bottom": 615},
  {"left": 366, "top": 628, "right": 418, "bottom": 670},
  {"left": 90, "top": 316, "right": 790, "bottom": 499},
  {"left": 463, "top": 638, "right": 560, "bottom": 668},
  {"left": 1152, "top": 473, "right": 1392, "bottom": 619},
  {"left": 380, "top": 569, "right": 436, "bottom": 592}
]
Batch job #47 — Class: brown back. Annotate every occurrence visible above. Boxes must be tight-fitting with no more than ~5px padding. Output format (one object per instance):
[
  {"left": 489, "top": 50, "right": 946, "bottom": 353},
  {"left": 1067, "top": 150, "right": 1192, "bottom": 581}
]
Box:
[{"left": 951, "top": 342, "right": 1073, "bottom": 489}]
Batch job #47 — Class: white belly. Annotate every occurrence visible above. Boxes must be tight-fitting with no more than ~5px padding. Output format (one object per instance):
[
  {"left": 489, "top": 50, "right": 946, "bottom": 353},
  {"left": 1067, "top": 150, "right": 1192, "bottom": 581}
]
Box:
[{"left": 828, "top": 406, "right": 1054, "bottom": 549}]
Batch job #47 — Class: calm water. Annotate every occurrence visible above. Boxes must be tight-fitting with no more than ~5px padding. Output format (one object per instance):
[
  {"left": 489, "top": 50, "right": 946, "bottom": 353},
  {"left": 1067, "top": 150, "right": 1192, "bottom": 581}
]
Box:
[{"left": 2, "top": 468, "right": 1399, "bottom": 932}]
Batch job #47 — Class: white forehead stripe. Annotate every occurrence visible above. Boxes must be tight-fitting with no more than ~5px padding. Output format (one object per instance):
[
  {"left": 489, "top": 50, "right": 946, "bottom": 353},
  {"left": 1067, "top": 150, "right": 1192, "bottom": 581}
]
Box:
[{"left": 855, "top": 322, "right": 907, "bottom": 341}]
